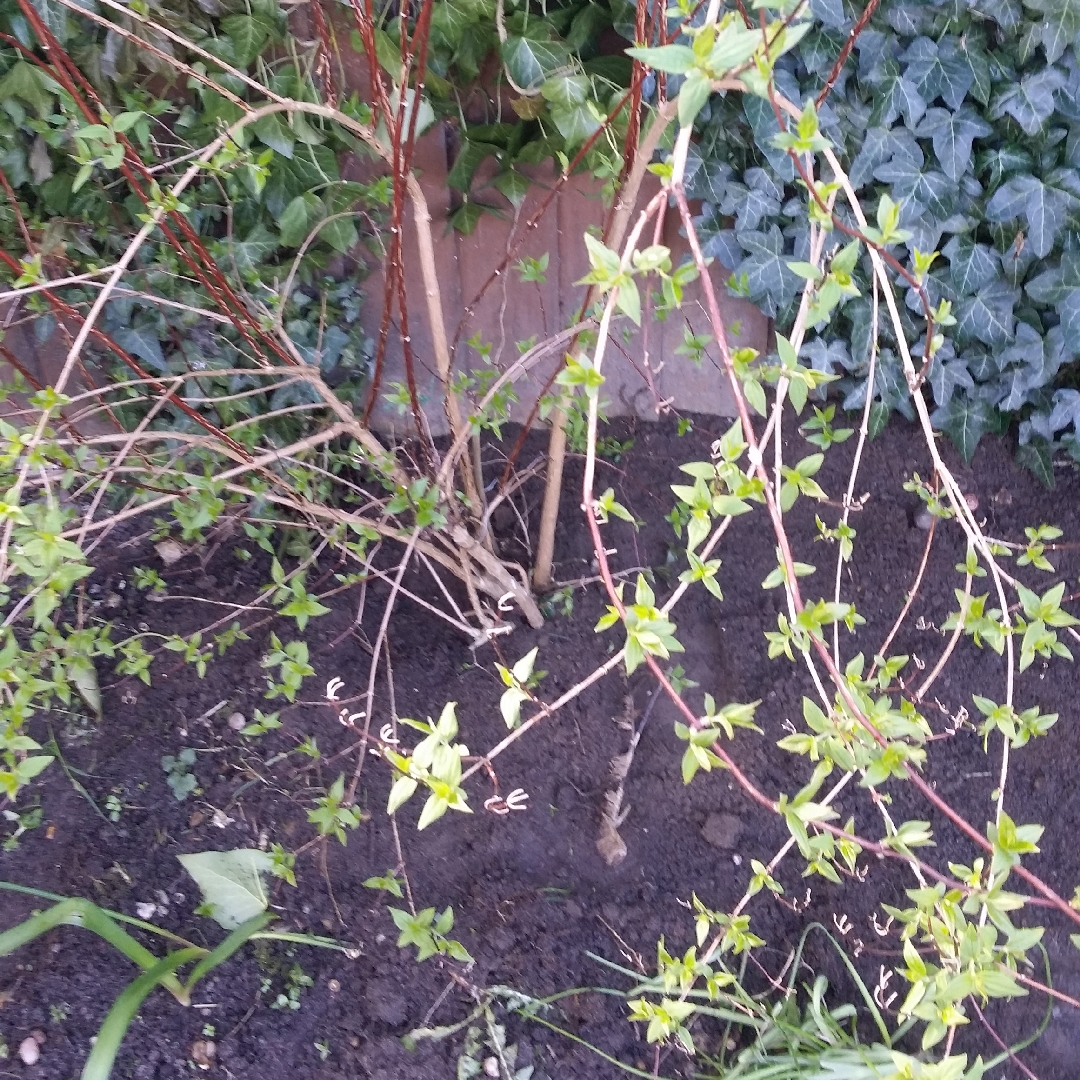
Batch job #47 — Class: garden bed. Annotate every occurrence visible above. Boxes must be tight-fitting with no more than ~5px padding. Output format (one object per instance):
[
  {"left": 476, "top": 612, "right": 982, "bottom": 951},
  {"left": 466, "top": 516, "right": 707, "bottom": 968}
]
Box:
[{"left": 2, "top": 416, "right": 1080, "bottom": 1080}]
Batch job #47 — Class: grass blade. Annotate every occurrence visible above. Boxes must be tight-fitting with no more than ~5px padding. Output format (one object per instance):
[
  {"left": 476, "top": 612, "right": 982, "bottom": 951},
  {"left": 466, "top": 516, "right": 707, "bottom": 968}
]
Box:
[
  {"left": 0, "top": 895, "right": 194, "bottom": 1004},
  {"left": 81, "top": 949, "right": 202, "bottom": 1080},
  {"left": 184, "top": 912, "right": 273, "bottom": 991}
]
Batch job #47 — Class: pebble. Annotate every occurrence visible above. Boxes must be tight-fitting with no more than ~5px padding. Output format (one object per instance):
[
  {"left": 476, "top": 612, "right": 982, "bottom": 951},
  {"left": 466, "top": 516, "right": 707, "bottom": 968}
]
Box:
[
  {"left": 227, "top": 712, "right": 246, "bottom": 731},
  {"left": 191, "top": 1040, "right": 216, "bottom": 1070},
  {"left": 154, "top": 539, "right": 185, "bottom": 566},
  {"left": 18, "top": 1037, "right": 40, "bottom": 1065},
  {"left": 483, "top": 1057, "right": 500, "bottom": 1077}
]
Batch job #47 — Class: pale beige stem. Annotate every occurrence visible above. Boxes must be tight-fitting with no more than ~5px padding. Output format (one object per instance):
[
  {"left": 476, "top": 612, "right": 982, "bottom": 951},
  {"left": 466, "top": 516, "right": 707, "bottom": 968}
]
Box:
[{"left": 533, "top": 101, "right": 677, "bottom": 589}]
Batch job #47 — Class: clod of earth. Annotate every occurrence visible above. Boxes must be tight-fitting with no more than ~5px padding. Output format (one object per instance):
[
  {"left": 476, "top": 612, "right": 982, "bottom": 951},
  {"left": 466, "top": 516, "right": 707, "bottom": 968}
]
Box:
[{"left": 702, "top": 812, "right": 743, "bottom": 850}]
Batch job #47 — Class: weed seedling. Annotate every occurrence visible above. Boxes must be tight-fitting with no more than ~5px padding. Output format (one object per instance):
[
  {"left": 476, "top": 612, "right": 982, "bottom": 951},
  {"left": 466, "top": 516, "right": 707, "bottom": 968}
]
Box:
[
  {"left": 271, "top": 963, "right": 314, "bottom": 1011},
  {"left": 540, "top": 586, "right": 574, "bottom": 619},
  {"left": 2, "top": 805, "right": 42, "bottom": 851},
  {"left": 390, "top": 905, "right": 473, "bottom": 963},
  {"left": 308, "top": 775, "right": 363, "bottom": 843},
  {"left": 161, "top": 748, "right": 197, "bottom": 801}
]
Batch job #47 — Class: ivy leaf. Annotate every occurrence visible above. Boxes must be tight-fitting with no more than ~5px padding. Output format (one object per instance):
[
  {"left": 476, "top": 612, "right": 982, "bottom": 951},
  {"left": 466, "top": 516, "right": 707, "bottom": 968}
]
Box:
[
  {"left": 429, "top": 1, "right": 486, "bottom": 55},
  {"left": 933, "top": 393, "right": 995, "bottom": 461},
  {"left": 986, "top": 174, "right": 1072, "bottom": 257},
  {"left": 0, "top": 61, "right": 59, "bottom": 118},
  {"left": 1016, "top": 438, "right": 1055, "bottom": 487},
  {"left": 977, "top": 145, "right": 1034, "bottom": 188},
  {"left": 720, "top": 173, "right": 782, "bottom": 231},
  {"left": 989, "top": 68, "right": 1064, "bottom": 135},
  {"left": 278, "top": 192, "right": 322, "bottom": 247},
  {"left": 220, "top": 12, "right": 275, "bottom": 66},
  {"left": 493, "top": 168, "right": 530, "bottom": 207},
  {"left": 996, "top": 364, "right": 1039, "bottom": 410},
  {"left": 113, "top": 322, "right": 166, "bottom": 372},
  {"left": 811, "top": 0, "right": 849, "bottom": 29},
  {"left": 874, "top": 155, "right": 955, "bottom": 219},
  {"left": 252, "top": 114, "right": 294, "bottom": 158},
  {"left": 998, "top": 323, "right": 1069, "bottom": 393},
  {"left": 1022, "top": 0, "right": 1080, "bottom": 63},
  {"left": 804, "top": 336, "right": 852, "bottom": 376},
  {"left": 502, "top": 34, "right": 571, "bottom": 91},
  {"left": 447, "top": 140, "right": 502, "bottom": 192},
  {"left": 450, "top": 202, "right": 486, "bottom": 235},
  {"left": 955, "top": 279, "right": 1018, "bottom": 347},
  {"left": 902, "top": 36, "right": 974, "bottom": 110},
  {"left": 943, "top": 235, "right": 1000, "bottom": 296},
  {"left": 916, "top": 106, "right": 993, "bottom": 181},
  {"left": 868, "top": 74, "right": 926, "bottom": 128},
  {"left": 980, "top": 0, "right": 1024, "bottom": 27},
  {"left": 541, "top": 73, "right": 590, "bottom": 109},
  {"left": 743, "top": 95, "right": 795, "bottom": 180},
  {"left": 928, "top": 358, "right": 974, "bottom": 409},
  {"left": 1025, "top": 250, "right": 1080, "bottom": 305},
  {"left": 849, "top": 126, "right": 920, "bottom": 187},
  {"left": 737, "top": 226, "right": 800, "bottom": 313},
  {"left": 552, "top": 102, "right": 603, "bottom": 147},
  {"left": 321, "top": 216, "right": 359, "bottom": 255},
  {"left": 1029, "top": 387, "right": 1080, "bottom": 438},
  {"left": 231, "top": 224, "right": 278, "bottom": 271},
  {"left": 887, "top": 4, "right": 930, "bottom": 33}
]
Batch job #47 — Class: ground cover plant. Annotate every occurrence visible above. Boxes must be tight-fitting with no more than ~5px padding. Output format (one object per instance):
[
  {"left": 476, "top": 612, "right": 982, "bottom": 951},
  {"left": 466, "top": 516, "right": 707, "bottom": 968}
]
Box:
[{"left": 5, "top": 0, "right": 1080, "bottom": 1075}]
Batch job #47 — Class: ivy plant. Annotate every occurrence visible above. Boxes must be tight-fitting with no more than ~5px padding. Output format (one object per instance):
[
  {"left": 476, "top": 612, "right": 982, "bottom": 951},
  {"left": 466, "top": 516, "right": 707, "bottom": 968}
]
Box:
[{"left": 674, "top": 0, "right": 1080, "bottom": 478}]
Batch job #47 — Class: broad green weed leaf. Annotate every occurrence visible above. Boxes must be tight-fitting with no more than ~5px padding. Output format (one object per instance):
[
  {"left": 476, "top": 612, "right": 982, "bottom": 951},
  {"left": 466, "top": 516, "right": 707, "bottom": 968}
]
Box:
[{"left": 178, "top": 849, "right": 273, "bottom": 930}]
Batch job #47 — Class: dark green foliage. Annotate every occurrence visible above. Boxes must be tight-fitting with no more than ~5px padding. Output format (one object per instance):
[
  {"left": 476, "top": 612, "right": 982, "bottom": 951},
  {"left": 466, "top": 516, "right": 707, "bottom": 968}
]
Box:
[
  {"left": 368, "top": 0, "right": 632, "bottom": 229},
  {"left": 0, "top": 0, "right": 380, "bottom": 440},
  {"left": 682, "top": 0, "right": 1080, "bottom": 474}
]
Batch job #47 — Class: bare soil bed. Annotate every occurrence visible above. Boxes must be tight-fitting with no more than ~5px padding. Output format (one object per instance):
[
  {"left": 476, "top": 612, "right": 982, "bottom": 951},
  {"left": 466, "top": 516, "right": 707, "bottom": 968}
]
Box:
[{"left": 3, "top": 416, "right": 1080, "bottom": 1079}]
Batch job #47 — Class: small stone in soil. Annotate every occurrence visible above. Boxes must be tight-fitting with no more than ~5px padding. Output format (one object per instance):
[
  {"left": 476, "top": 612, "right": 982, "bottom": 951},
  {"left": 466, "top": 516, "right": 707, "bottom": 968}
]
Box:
[
  {"left": 191, "top": 1040, "right": 216, "bottom": 1069},
  {"left": 702, "top": 812, "right": 743, "bottom": 850},
  {"left": 227, "top": 712, "right": 246, "bottom": 731},
  {"left": 18, "top": 1037, "right": 40, "bottom": 1065}
]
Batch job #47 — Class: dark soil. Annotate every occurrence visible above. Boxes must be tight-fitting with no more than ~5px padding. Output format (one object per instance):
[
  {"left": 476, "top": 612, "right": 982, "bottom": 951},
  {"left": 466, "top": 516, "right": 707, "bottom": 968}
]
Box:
[{"left": 3, "top": 415, "right": 1080, "bottom": 1080}]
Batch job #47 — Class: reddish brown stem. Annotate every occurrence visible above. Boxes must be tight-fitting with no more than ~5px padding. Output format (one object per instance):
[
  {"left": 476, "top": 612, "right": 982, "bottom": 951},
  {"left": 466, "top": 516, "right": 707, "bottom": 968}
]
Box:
[
  {"left": 0, "top": 248, "right": 250, "bottom": 456},
  {"left": 815, "top": 0, "right": 882, "bottom": 109}
]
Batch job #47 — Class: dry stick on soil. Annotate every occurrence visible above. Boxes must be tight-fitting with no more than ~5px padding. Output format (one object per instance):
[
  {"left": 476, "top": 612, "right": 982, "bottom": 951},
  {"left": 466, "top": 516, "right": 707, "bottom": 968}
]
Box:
[{"left": 597, "top": 686, "right": 663, "bottom": 866}]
